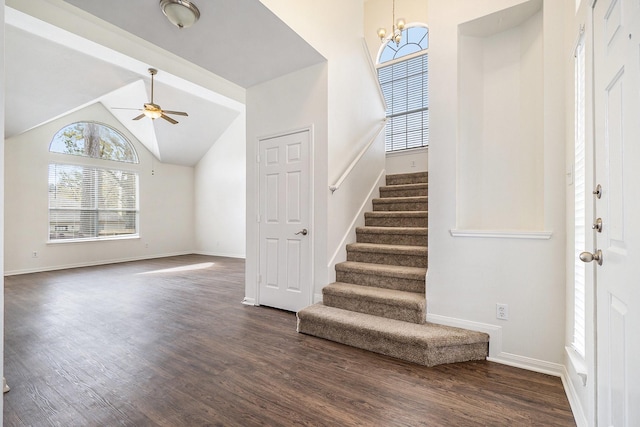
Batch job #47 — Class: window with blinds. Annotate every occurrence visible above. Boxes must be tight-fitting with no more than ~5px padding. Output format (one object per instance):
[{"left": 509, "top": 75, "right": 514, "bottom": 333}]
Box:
[
  {"left": 573, "top": 37, "right": 586, "bottom": 358},
  {"left": 378, "top": 48, "right": 429, "bottom": 152},
  {"left": 48, "top": 122, "right": 139, "bottom": 242},
  {"left": 48, "top": 164, "right": 139, "bottom": 240}
]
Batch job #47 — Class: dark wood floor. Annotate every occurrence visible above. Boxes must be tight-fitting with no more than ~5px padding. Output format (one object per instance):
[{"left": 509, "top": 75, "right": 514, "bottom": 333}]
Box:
[{"left": 4, "top": 254, "right": 575, "bottom": 426}]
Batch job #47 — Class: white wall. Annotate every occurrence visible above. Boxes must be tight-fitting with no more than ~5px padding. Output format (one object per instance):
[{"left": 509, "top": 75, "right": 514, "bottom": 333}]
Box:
[
  {"left": 4, "top": 103, "right": 195, "bottom": 275},
  {"left": 253, "top": 0, "right": 387, "bottom": 303},
  {"left": 386, "top": 148, "right": 428, "bottom": 175},
  {"left": 245, "top": 63, "right": 329, "bottom": 305},
  {"left": 427, "top": 0, "right": 567, "bottom": 370},
  {"left": 195, "top": 112, "right": 246, "bottom": 258},
  {"left": 458, "top": 7, "right": 543, "bottom": 230}
]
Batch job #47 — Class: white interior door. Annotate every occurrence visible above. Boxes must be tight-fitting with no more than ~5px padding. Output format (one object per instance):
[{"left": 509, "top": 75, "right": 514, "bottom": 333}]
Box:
[
  {"left": 592, "top": 0, "right": 640, "bottom": 425},
  {"left": 258, "top": 130, "right": 312, "bottom": 312}
]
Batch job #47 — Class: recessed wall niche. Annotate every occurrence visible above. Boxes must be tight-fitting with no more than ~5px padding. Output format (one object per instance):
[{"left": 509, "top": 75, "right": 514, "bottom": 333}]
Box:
[{"left": 457, "top": 0, "right": 544, "bottom": 230}]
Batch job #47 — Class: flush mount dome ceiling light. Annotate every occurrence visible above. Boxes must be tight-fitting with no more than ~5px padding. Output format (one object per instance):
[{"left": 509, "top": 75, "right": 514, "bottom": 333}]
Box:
[{"left": 160, "top": 0, "right": 200, "bottom": 29}]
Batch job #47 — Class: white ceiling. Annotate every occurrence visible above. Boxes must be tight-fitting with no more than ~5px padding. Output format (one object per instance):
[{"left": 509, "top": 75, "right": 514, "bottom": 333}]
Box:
[{"left": 5, "top": 0, "right": 325, "bottom": 166}]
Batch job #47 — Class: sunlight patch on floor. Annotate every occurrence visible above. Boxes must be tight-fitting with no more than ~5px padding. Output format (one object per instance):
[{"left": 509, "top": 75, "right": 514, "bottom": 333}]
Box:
[{"left": 138, "top": 262, "right": 214, "bottom": 275}]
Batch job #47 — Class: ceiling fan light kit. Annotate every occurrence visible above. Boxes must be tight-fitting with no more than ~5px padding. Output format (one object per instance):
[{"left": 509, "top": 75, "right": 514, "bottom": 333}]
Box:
[
  {"left": 160, "top": 0, "right": 200, "bottom": 29},
  {"left": 113, "top": 67, "right": 188, "bottom": 124}
]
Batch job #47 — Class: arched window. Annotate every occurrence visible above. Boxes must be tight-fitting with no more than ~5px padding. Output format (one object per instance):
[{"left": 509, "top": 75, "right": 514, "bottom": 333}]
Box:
[
  {"left": 49, "top": 122, "right": 138, "bottom": 163},
  {"left": 48, "top": 122, "right": 139, "bottom": 241},
  {"left": 377, "top": 24, "right": 429, "bottom": 152}
]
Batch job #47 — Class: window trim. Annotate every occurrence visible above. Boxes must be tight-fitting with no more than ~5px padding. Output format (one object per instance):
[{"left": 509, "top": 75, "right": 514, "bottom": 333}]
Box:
[
  {"left": 49, "top": 121, "right": 139, "bottom": 164},
  {"left": 48, "top": 121, "right": 141, "bottom": 243}
]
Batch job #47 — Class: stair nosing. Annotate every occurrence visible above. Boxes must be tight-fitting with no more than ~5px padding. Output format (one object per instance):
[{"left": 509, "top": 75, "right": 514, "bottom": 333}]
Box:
[
  {"left": 335, "top": 261, "right": 427, "bottom": 278},
  {"left": 324, "top": 282, "right": 425, "bottom": 306},
  {"left": 373, "top": 196, "right": 427, "bottom": 203},
  {"left": 356, "top": 226, "right": 428, "bottom": 235},
  {"left": 346, "top": 242, "right": 428, "bottom": 254}
]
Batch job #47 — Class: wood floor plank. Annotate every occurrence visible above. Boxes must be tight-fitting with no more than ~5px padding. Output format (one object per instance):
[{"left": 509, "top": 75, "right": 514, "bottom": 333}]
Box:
[{"left": 4, "top": 255, "right": 575, "bottom": 426}]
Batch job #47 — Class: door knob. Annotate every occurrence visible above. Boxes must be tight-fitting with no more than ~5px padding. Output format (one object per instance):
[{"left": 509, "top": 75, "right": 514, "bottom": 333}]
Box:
[
  {"left": 592, "top": 218, "right": 603, "bottom": 232},
  {"left": 295, "top": 228, "right": 308, "bottom": 236},
  {"left": 593, "top": 184, "right": 602, "bottom": 199},
  {"left": 579, "top": 249, "right": 603, "bottom": 266}
]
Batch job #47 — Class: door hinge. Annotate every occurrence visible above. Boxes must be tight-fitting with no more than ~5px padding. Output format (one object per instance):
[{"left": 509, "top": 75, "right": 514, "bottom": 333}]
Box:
[
  {"left": 256, "top": 154, "right": 260, "bottom": 163},
  {"left": 256, "top": 214, "right": 261, "bottom": 223},
  {"left": 257, "top": 274, "right": 262, "bottom": 284}
]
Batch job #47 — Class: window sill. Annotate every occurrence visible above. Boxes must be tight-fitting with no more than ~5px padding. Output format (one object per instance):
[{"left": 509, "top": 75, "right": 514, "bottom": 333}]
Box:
[
  {"left": 449, "top": 229, "right": 552, "bottom": 240},
  {"left": 565, "top": 346, "right": 587, "bottom": 386},
  {"left": 385, "top": 146, "right": 428, "bottom": 158},
  {"left": 47, "top": 235, "right": 140, "bottom": 245}
]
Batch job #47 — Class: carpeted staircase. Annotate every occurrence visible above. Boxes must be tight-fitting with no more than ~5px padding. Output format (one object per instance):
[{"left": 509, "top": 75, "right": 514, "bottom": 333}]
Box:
[{"left": 297, "top": 171, "right": 489, "bottom": 367}]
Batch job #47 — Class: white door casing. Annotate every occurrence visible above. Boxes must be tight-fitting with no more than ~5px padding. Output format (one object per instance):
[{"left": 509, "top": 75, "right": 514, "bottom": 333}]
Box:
[
  {"left": 258, "top": 130, "right": 312, "bottom": 312},
  {"left": 592, "top": 0, "right": 640, "bottom": 425}
]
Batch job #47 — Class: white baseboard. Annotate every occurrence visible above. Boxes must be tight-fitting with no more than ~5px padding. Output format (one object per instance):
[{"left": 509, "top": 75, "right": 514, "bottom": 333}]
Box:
[
  {"left": 560, "top": 365, "right": 588, "bottom": 427},
  {"left": 487, "top": 352, "right": 564, "bottom": 377},
  {"left": 427, "top": 313, "right": 565, "bottom": 376},
  {"left": 242, "top": 297, "right": 257, "bottom": 306},
  {"left": 4, "top": 251, "right": 193, "bottom": 276}
]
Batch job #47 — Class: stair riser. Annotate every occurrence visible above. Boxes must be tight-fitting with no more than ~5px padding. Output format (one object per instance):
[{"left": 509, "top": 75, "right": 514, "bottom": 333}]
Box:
[
  {"left": 336, "top": 271, "right": 425, "bottom": 293},
  {"left": 364, "top": 215, "right": 428, "bottom": 228},
  {"left": 356, "top": 232, "right": 427, "bottom": 246},
  {"left": 323, "top": 293, "right": 426, "bottom": 324},
  {"left": 373, "top": 201, "right": 428, "bottom": 212},
  {"left": 379, "top": 188, "right": 428, "bottom": 198},
  {"left": 297, "top": 316, "right": 488, "bottom": 367},
  {"left": 386, "top": 173, "right": 428, "bottom": 186},
  {"left": 347, "top": 251, "right": 427, "bottom": 268}
]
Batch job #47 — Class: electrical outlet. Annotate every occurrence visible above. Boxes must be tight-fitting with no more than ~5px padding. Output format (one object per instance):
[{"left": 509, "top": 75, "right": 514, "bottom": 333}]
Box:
[
  {"left": 496, "top": 303, "right": 509, "bottom": 320},
  {"left": 32, "top": 251, "right": 38, "bottom": 258}
]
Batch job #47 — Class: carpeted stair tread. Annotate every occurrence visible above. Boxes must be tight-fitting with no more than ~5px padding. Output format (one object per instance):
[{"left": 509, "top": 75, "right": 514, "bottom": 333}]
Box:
[
  {"left": 365, "top": 211, "right": 428, "bottom": 227},
  {"left": 380, "top": 183, "right": 428, "bottom": 198},
  {"left": 297, "top": 303, "right": 489, "bottom": 366},
  {"left": 324, "top": 282, "right": 425, "bottom": 309},
  {"left": 386, "top": 172, "right": 428, "bottom": 186},
  {"left": 373, "top": 196, "right": 427, "bottom": 204},
  {"left": 372, "top": 196, "right": 428, "bottom": 212},
  {"left": 356, "top": 226, "right": 427, "bottom": 235},
  {"left": 356, "top": 226, "right": 427, "bottom": 246},
  {"left": 347, "top": 242, "right": 427, "bottom": 256},
  {"left": 323, "top": 282, "right": 426, "bottom": 323},
  {"left": 335, "top": 261, "right": 426, "bottom": 280}
]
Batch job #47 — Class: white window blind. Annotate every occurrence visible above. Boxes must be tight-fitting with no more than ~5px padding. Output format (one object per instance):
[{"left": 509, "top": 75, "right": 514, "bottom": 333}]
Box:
[
  {"left": 48, "top": 164, "right": 139, "bottom": 241},
  {"left": 573, "top": 37, "right": 586, "bottom": 358},
  {"left": 378, "top": 53, "right": 429, "bottom": 152}
]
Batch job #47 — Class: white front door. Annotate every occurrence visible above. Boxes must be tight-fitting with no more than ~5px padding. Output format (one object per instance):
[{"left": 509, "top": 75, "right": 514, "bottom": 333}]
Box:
[
  {"left": 592, "top": 0, "right": 640, "bottom": 425},
  {"left": 258, "top": 130, "right": 312, "bottom": 312}
]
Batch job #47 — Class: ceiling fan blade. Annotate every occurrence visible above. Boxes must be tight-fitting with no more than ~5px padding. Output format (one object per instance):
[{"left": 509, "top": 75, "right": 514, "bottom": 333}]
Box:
[
  {"left": 112, "top": 107, "right": 143, "bottom": 111},
  {"left": 163, "top": 110, "right": 189, "bottom": 116},
  {"left": 160, "top": 113, "right": 178, "bottom": 124},
  {"left": 132, "top": 113, "right": 146, "bottom": 121}
]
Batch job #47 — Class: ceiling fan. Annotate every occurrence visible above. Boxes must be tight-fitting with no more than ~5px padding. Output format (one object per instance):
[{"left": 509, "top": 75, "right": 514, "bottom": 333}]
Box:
[{"left": 114, "top": 68, "right": 188, "bottom": 124}]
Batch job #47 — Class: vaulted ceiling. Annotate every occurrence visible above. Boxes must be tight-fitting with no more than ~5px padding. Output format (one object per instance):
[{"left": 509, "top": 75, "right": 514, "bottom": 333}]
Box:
[{"left": 5, "top": 0, "right": 325, "bottom": 166}]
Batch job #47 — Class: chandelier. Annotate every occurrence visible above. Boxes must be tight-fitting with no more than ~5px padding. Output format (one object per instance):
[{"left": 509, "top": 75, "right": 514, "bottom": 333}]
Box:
[{"left": 377, "top": 0, "right": 405, "bottom": 46}]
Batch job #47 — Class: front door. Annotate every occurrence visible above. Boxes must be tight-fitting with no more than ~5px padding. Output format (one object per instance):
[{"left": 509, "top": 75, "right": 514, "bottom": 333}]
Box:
[
  {"left": 258, "top": 130, "right": 312, "bottom": 312},
  {"left": 592, "top": 0, "right": 640, "bottom": 425}
]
